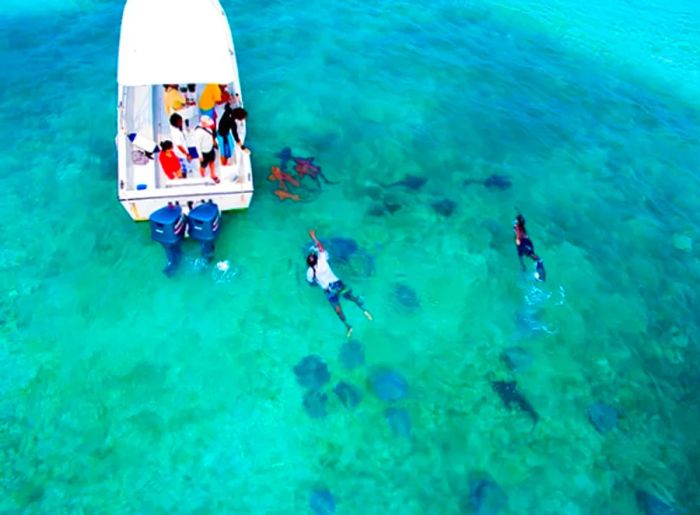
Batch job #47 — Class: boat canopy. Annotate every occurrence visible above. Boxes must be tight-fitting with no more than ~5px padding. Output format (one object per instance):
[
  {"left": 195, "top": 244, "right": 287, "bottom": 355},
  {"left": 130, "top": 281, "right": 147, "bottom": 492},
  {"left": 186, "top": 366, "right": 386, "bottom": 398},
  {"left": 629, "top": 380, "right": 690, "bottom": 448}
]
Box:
[{"left": 117, "top": 0, "right": 237, "bottom": 86}]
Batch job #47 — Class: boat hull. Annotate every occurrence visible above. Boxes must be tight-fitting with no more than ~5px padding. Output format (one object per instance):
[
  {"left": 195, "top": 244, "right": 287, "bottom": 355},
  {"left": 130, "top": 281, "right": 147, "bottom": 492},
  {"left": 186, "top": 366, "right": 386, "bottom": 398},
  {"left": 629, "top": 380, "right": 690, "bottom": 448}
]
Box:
[{"left": 119, "top": 189, "right": 253, "bottom": 221}]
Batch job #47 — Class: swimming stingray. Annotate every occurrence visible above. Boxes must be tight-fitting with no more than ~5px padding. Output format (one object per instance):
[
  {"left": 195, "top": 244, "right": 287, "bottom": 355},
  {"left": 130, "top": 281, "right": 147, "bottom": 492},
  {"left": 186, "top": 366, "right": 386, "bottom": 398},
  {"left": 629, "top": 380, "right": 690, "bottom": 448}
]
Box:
[
  {"left": 312, "top": 237, "right": 375, "bottom": 276},
  {"left": 334, "top": 381, "right": 363, "bottom": 409},
  {"left": 293, "top": 355, "right": 330, "bottom": 391},
  {"left": 491, "top": 380, "right": 538, "bottom": 425},
  {"left": 468, "top": 474, "right": 508, "bottom": 515},
  {"left": 463, "top": 174, "right": 512, "bottom": 190},
  {"left": 636, "top": 490, "right": 677, "bottom": 515},
  {"left": 500, "top": 347, "right": 533, "bottom": 373},
  {"left": 393, "top": 283, "right": 420, "bottom": 309},
  {"left": 431, "top": 198, "right": 457, "bottom": 217},
  {"left": 303, "top": 390, "right": 328, "bottom": 419},
  {"left": 339, "top": 340, "right": 365, "bottom": 370},
  {"left": 370, "top": 368, "right": 409, "bottom": 402},
  {"left": 381, "top": 174, "right": 428, "bottom": 191},
  {"left": 293, "top": 157, "right": 338, "bottom": 187},
  {"left": 310, "top": 489, "right": 336, "bottom": 515},
  {"left": 367, "top": 193, "right": 404, "bottom": 217},
  {"left": 275, "top": 146, "right": 295, "bottom": 171}
]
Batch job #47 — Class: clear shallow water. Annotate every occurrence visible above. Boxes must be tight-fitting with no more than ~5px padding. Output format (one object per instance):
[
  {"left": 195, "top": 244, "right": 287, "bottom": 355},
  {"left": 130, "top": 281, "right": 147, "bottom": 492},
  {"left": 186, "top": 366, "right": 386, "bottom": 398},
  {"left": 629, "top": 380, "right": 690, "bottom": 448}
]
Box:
[{"left": 1, "top": 0, "right": 699, "bottom": 513}]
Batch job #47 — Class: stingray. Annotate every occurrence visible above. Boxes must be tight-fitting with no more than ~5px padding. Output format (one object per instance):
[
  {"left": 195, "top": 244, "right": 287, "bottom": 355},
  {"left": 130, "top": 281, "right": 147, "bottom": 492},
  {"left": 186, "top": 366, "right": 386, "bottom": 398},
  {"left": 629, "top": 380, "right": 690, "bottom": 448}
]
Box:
[
  {"left": 500, "top": 347, "right": 533, "bottom": 373},
  {"left": 327, "top": 237, "right": 359, "bottom": 261},
  {"left": 382, "top": 174, "right": 428, "bottom": 191},
  {"left": 370, "top": 368, "right": 409, "bottom": 402},
  {"left": 322, "top": 237, "right": 375, "bottom": 277},
  {"left": 293, "top": 156, "right": 338, "bottom": 187},
  {"left": 367, "top": 198, "right": 403, "bottom": 217},
  {"left": 383, "top": 198, "right": 403, "bottom": 214},
  {"left": 393, "top": 283, "right": 420, "bottom": 309},
  {"left": 310, "top": 489, "right": 336, "bottom": 515},
  {"left": 463, "top": 174, "right": 512, "bottom": 190},
  {"left": 587, "top": 402, "right": 618, "bottom": 434},
  {"left": 293, "top": 355, "right": 330, "bottom": 391},
  {"left": 636, "top": 490, "right": 677, "bottom": 515},
  {"left": 274, "top": 146, "right": 295, "bottom": 171},
  {"left": 431, "top": 198, "right": 457, "bottom": 217},
  {"left": 339, "top": 340, "right": 365, "bottom": 370},
  {"left": 367, "top": 203, "right": 388, "bottom": 217},
  {"left": 491, "top": 380, "right": 538, "bottom": 424},
  {"left": 334, "top": 381, "right": 363, "bottom": 409},
  {"left": 303, "top": 390, "right": 328, "bottom": 419},
  {"left": 468, "top": 474, "right": 508, "bottom": 515},
  {"left": 385, "top": 407, "right": 411, "bottom": 437}
]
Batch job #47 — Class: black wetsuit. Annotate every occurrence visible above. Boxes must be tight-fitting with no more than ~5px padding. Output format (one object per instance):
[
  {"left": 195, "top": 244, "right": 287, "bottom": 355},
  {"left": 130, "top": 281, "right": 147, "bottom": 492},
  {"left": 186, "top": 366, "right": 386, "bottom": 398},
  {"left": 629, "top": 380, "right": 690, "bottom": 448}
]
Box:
[
  {"left": 217, "top": 107, "right": 235, "bottom": 157},
  {"left": 515, "top": 223, "right": 545, "bottom": 280},
  {"left": 219, "top": 107, "right": 245, "bottom": 146},
  {"left": 515, "top": 225, "right": 536, "bottom": 258},
  {"left": 517, "top": 236, "right": 536, "bottom": 258}
]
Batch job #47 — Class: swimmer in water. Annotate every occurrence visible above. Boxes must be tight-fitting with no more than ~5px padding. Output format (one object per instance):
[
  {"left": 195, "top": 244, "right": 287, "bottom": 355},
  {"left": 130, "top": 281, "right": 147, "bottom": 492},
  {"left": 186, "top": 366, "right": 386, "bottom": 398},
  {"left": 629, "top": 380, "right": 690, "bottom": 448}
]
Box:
[
  {"left": 514, "top": 214, "right": 546, "bottom": 281},
  {"left": 306, "top": 230, "right": 373, "bottom": 337}
]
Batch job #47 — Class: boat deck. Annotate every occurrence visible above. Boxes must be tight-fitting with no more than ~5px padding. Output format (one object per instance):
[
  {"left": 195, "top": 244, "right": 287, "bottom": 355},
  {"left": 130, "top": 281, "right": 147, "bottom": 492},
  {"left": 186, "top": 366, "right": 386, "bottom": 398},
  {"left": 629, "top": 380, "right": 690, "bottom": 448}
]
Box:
[{"left": 116, "top": 83, "right": 253, "bottom": 220}]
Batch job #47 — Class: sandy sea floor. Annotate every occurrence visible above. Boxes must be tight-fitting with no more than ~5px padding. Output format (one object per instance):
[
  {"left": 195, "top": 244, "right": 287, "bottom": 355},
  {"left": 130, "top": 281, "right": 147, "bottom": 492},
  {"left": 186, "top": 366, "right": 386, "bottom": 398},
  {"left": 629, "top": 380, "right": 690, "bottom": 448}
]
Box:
[{"left": 1, "top": 0, "right": 699, "bottom": 512}]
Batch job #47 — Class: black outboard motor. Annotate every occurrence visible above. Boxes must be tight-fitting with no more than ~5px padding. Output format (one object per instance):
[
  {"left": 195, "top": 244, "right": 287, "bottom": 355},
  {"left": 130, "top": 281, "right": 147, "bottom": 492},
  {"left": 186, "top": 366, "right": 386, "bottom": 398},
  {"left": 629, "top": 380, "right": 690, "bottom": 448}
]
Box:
[
  {"left": 187, "top": 201, "right": 221, "bottom": 262},
  {"left": 149, "top": 204, "right": 186, "bottom": 277}
]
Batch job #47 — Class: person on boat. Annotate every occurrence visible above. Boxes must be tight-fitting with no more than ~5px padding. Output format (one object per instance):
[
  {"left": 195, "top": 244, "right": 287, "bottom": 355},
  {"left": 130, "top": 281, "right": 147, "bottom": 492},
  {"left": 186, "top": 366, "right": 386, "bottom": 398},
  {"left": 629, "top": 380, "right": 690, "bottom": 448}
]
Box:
[
  {"left": 514, "top": 213, "right": 546, "bottom": 281},
  {"left": 198, "top": 83, "right": 230, "bottom": 121},
  {"left": 216, "top": 103, "right": 236, "bottom": 166},
  {"left": 217, "top": 105, "right": 250, "bottom": 166},
  {"left": 169, "top": 113, "right": 192, "bottom": 176},
  {"left": 306, "top": 230, "right": 373, "bottom": 337},
  {"left": 158, "top": 140, "right": 184, "bottom": 180},
  {"left": 231, "top": 107, "right": 250, "bottom": 156},
  {"left": 185, "top": 83, "right": 197, "bottom": 106},
  {"left": 194, "top": 115, "right": 219, "bottom": 183},
  {"left": 163, "top": 84, "right": 186, "bottom": 115}
]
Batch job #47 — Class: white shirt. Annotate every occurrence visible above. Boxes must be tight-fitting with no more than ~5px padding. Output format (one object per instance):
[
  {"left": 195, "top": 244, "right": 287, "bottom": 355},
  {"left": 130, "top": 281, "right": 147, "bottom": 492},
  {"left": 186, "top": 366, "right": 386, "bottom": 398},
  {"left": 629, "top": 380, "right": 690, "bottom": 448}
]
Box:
[
  {"left": 170, "top": 126, "right": 189, "bottom": 159},
  {"left": 306, "top": 250, "right": 338, "bottom": 290},
  {"left": 194, "top": 126, "right": 215, "bottom": 156}
]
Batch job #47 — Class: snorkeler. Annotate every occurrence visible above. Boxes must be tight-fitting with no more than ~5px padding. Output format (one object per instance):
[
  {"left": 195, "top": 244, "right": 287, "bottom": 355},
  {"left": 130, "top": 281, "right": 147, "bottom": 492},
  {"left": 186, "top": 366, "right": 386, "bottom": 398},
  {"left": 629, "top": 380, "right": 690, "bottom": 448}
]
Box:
[
  {"left": 514, "top": 213, "right": 546, "bottom": 281},
  {"left": 306, "top": 230, "right": 373, "bottom": 337}
]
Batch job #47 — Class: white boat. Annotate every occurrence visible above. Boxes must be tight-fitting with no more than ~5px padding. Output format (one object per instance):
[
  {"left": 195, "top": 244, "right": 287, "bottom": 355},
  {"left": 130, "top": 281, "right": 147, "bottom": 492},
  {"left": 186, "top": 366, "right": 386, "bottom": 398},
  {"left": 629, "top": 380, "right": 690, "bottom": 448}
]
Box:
[{"left": 116, "top": 0, "right": 253, "bottom": 222}]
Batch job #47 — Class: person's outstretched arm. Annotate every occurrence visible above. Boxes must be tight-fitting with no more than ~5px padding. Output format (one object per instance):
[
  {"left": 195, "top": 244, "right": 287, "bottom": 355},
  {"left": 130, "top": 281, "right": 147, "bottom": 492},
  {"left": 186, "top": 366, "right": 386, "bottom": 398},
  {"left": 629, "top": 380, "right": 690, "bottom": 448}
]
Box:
[
  {"left": 309, "top": 230, "right": 325, "bottom": 253},
  {"left": 231, "top": 121, "right": 250, "bottom": 155}
]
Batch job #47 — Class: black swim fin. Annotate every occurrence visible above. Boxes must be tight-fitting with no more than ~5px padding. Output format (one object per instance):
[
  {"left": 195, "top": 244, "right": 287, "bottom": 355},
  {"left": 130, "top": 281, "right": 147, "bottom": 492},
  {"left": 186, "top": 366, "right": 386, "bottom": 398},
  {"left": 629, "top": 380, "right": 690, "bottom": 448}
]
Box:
[{"left": 535, "top": 260, "right": 546, "bottom": 282}]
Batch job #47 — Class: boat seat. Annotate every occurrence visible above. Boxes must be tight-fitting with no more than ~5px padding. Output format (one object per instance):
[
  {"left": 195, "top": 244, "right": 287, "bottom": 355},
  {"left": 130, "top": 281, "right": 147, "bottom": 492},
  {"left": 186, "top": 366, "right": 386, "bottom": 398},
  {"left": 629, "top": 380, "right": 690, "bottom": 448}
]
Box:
[{"left": 129, "top": 140, "right": 157, "bottom": 191}]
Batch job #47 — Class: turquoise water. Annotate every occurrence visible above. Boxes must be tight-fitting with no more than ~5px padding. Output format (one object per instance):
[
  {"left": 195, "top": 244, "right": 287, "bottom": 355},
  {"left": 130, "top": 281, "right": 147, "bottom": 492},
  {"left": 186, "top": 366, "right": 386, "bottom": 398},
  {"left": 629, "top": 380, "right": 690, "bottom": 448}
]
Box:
[{"left": 2, "top": 0, "right": 700, "bottom": 512}]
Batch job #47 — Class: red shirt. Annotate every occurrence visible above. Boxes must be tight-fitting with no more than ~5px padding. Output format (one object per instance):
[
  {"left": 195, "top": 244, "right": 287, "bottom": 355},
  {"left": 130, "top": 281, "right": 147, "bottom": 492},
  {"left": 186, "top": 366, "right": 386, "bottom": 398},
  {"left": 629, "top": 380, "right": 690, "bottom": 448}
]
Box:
[{"left": 159, "top": 150, "right": 181, "bottom": 179}]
